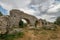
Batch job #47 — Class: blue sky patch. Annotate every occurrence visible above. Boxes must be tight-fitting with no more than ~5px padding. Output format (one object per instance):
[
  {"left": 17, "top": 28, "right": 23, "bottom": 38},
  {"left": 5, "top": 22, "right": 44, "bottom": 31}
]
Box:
[{"left": 0, "top": 5, "right": 8, "bottom": 15}]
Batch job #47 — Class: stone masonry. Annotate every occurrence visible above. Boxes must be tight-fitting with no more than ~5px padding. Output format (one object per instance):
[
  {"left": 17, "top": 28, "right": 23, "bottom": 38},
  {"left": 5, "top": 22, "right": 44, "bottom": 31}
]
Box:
[
  {"left": 0, "top": 9, "right": 53, "bottom": 34},
  {"left": 10, "top": 9, "right": 38, "bottom": 27},
  {"left": 0, "top": 9, "right": 38, "bottom": 34}
]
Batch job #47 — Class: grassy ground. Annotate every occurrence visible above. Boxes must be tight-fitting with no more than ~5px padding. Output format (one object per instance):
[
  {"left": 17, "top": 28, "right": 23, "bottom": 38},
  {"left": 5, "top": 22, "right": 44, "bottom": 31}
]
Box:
[
  {"left": 15, "top": 26, "right": 60, "bottom": 40},
  {"left": 0, "top": 26, "right": 60, "bottom": 40}
]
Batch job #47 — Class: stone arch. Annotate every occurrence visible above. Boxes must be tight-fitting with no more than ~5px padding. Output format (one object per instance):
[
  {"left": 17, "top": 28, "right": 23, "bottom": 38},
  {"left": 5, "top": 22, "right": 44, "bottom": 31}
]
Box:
[
  {"left": 19, "top": 18, "right": 31, "bottom": 28},
  {"left": 35, "top": 20, "right": 38, "bottom": 27},
  {"left": 10, "top": 9, "right": 38, "bottom": 27},
  {"left": 21, "top": 18, "right": 30, "bottom": 24}
]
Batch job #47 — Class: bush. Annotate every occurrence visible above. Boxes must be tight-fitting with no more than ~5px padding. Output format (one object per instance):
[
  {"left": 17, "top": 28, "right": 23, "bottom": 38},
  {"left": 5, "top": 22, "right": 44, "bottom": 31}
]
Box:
[
  {"left": 0, "top": 32, "right": 24, "bottom": 40},
  {"left": 54, "top": 17, "right": 60, "bottom": 25},
  {"left": 0, "top": 12, "right": 3, "bottom": 16}
]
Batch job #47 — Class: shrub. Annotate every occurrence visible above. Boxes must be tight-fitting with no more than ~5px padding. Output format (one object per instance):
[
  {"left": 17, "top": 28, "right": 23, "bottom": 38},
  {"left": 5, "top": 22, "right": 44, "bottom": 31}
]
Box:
[
  {"left": 0, "top": 12, "right": 3, "bottom": 16},
  {"left": 0, "top": 32, "right": 24, "bottom": 40},
  {"left": 54, "top": 17, "right": 60, "bottom": 25}
]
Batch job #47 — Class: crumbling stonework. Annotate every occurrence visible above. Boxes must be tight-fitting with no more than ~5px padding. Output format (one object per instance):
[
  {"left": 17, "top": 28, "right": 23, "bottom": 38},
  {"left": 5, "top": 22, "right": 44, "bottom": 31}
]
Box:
[
  {"left": 0, "top": 16, "right": 9, "bottom": 34},
  {"left": 0, "top": 9, "right": 54, "bottom": 34},
  {"left": 10, "top": 9, "right": 38, "bottom": 27},
  {"left": 0, "top": 9, "right": 38, "bottom": 34},
  {"left": 35, "top": 19, "right": 54, "bottom": 28},
  {"left": 35, "top": 19, "right": 43, "bottom": 28}
]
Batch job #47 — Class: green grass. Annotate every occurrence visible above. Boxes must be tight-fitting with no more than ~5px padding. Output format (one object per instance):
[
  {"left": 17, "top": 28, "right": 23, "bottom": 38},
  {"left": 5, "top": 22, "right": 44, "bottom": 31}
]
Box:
[{"left": 0, "top": 32, "right": 24, "bottom": 40}]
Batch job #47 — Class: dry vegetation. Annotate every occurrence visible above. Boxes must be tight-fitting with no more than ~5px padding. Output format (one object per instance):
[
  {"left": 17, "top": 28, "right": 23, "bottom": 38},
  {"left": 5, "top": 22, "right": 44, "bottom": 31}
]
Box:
[
  {"left": 14, "top": 26, "right": 60, "bottom": 40},
  {"left": 0, "top": 9, "right": 60, "bottom": 40}
]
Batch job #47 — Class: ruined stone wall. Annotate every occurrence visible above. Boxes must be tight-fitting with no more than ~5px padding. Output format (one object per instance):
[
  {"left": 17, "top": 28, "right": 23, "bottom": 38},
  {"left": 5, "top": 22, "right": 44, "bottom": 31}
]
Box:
[
  {"left": 0, "top": 9, "right": 54, "bottom": 34},
  {"left": 0, "top": 16, "right": 10, "bottom": 34},
  {"left": 10, "top": 9, "right": 38, "bottom": 27},
  {"left": 35, "top": 19, "right": 53, "bottom": 28},
  {"left": 0, "top": 9, "right": 38, "bottom": 34}
]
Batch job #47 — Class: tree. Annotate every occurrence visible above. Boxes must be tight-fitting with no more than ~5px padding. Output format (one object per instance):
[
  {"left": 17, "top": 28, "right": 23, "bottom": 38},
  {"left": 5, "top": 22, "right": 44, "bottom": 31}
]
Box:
[
  {"left": 0, "top": 12, "right": 3, "bottom": 16},
  {"left": 54, "top": 17, "right": 60, "bottom": 25}
]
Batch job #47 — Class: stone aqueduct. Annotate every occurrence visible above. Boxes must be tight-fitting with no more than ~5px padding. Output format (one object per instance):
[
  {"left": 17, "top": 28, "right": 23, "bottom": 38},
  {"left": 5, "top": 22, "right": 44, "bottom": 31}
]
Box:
[
  {"left": 0, "top": 9, "right": 51, "bottom": 34},
  {"left": 10, "top": 9, "right": 38, "bottom": 27}
]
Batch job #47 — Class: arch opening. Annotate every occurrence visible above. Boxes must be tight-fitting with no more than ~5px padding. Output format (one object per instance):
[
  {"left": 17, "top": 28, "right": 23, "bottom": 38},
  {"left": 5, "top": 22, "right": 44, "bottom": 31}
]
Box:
[{"left": 19, "top": 18, "right": 30, "bottom": 28}]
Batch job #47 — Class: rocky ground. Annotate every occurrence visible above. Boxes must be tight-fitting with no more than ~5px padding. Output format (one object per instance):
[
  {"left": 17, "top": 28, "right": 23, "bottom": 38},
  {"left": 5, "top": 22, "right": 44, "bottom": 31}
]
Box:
[
  {"left": 0, "top": 25, "right": 60, "bottom": 40},
  {"left": 14, "top": 26, "right": 60, "bottom": 40}
]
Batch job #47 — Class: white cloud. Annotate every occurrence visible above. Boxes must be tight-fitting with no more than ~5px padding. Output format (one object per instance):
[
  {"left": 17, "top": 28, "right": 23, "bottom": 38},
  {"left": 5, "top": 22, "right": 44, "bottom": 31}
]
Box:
[
  {"left": 29, "top": 0, "right": 60, "bottom": 22},
  {"left": 0, "top": 2, "right": 13, "bottom": 10},
  {"left": 20, "top": 8, "right": 35, "bottom": 15},
  {"left": 0, "top": 0, "right": 31, "bottom": 15},
  {"left": 36, "top": 15, "right": 56, "bottom": 22},
  {"left": 0, "top": 0, "right": 60, "bottom": 22},
  {"left": 47, "top": 4, "right": 60, "bottom": 13},
  {"left": 0, "top": 0, "right": 31, "bottom": 8}
]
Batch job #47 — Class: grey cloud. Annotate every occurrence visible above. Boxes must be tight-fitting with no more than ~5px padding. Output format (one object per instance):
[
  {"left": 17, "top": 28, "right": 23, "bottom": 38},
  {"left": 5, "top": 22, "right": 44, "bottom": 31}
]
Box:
[
  {"left": 29, "top": 0, "right": 55, "bottom": 15},
  {"left": 28, "top": 0, "right": 60, "bottom": 22},
  {"left": 0, "top": 0, "right": 60, "bottom": 22},
  {"left": 47, "top": 11, "right": 60, "bottom": 17},
  {"left": 0, "top": 0, "right": 31, "bottom": 8},
  {"left": 50, "top": 17, "right": 56, "bottom": 19}
]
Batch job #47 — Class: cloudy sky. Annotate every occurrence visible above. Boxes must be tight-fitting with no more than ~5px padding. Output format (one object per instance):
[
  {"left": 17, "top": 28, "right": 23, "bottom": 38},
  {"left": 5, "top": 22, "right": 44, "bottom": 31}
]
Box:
[{"left": 0, "top": 0, "right": 60, "bottom": 22}]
